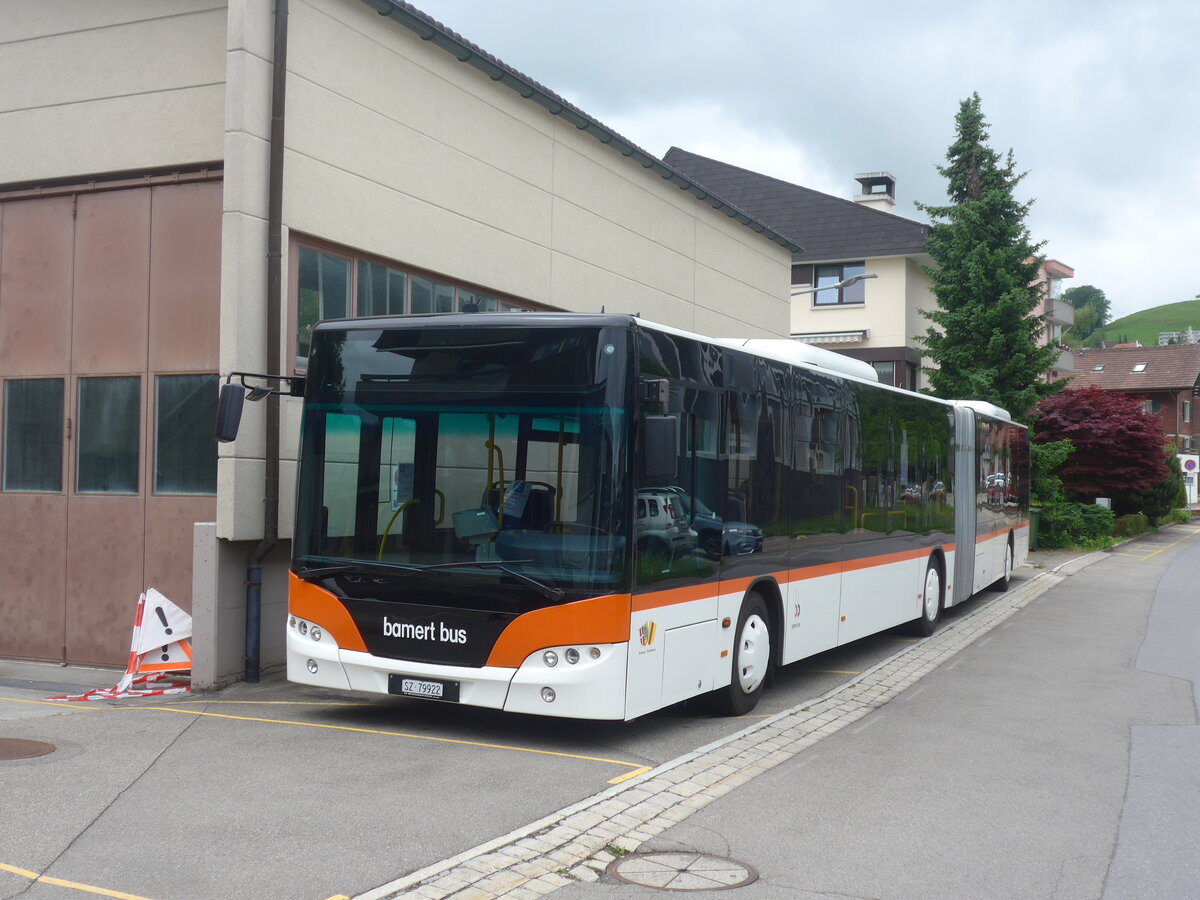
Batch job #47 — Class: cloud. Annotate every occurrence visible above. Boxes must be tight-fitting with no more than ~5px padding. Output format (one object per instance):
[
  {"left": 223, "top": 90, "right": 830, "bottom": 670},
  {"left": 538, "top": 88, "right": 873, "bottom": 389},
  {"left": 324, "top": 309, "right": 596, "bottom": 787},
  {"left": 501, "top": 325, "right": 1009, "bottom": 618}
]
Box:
[
  {"left": 415, "top": 0, "right": 1199, "bottom": 313},
  {"left": 592, "top": 101, "right": 846, "bottom": 197}
]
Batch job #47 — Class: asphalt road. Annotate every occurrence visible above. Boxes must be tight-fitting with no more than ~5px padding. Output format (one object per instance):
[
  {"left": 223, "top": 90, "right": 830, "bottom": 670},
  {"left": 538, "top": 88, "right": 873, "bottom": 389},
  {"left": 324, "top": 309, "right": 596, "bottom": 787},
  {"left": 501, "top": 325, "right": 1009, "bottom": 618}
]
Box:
[{"left": 2, "top": 526, "right": 1197, "bottom": 900}]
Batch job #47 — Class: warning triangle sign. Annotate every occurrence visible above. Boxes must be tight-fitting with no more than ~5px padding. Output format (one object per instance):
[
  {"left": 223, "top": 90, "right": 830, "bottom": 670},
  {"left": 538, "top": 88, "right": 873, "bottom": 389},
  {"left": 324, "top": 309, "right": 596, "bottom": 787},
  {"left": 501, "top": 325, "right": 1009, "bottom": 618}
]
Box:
[{"left": 135, "top": 588, "right": 192, "bottom": 654}]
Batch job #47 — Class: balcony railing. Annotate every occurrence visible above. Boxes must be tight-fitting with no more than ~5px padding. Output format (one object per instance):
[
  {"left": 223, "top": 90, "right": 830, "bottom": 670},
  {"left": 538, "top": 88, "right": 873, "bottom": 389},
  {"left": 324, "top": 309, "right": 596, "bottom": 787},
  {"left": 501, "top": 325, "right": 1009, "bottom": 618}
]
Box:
[
  {"left": 1052, "top": 346, "right": 1074, "bottom": 373},
  {"left": 1047, "top": 298, "right": 1075, "bottom": 326}
]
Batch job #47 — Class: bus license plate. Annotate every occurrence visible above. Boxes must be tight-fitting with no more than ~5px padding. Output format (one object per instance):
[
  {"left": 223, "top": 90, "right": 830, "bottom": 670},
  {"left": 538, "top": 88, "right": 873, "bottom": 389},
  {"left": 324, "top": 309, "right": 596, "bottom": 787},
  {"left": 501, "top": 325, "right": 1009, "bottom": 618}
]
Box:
[{"left": 389, "top": 674, "right": 459, "bottom": 702}]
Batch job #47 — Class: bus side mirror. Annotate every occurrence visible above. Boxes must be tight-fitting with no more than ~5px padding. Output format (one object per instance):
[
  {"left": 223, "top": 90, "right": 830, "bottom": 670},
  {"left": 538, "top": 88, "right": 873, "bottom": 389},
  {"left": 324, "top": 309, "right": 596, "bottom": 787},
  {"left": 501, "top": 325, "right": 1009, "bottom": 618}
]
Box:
[
  {"left": 642, "top": 415, "right": 678, "bottom": 480},
  {"left": 214, "top": 383, "right": 245, "bottom": 443}
]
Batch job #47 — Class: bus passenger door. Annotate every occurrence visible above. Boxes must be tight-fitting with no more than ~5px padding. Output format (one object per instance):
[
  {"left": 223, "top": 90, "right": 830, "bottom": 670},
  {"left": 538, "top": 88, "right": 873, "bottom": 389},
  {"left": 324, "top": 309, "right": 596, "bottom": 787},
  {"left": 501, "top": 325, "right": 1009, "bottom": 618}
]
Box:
[
  {"left": 952, "top": 406, "right": 977, "bottom": 603},
  {"left": 781, "top": 373, "right": 843, "bottom": 664}
]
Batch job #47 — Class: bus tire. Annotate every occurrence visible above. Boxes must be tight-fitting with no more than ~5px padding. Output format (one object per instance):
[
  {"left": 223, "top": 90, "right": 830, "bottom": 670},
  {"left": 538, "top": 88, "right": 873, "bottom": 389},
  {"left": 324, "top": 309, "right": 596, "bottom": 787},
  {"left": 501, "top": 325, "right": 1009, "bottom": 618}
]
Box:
[
  {"left": 908, "top": 558, "right": 943, "bottom": 637},
  {"left": 989, "top": 539, "right": 1013, "bottom": 592},
  {"left": 711, "top": 592, "right": 772, "bottom": 716}
]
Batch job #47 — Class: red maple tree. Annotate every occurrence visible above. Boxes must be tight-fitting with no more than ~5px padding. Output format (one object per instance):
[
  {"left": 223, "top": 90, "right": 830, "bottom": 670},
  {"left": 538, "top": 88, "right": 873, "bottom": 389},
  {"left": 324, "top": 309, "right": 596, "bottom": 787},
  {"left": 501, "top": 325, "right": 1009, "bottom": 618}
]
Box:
[{"left": 1030, "top": 386, "right": 1168, "bottom": 500}]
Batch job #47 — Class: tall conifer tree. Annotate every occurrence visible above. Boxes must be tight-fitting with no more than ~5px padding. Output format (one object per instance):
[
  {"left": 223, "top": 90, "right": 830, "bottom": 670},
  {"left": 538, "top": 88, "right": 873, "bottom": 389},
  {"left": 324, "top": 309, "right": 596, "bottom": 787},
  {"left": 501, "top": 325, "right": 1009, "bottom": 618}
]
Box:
[{"left": 916, "top": 93, "right": 1061, "bottom": 417}]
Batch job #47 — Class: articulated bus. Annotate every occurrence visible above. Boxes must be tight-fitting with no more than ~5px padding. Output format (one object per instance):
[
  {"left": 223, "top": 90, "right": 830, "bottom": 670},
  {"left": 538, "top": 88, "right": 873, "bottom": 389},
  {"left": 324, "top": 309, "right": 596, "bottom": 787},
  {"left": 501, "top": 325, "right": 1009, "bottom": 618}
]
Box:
[{"left": 269, "top": 313, "right": 1027, "bottom": 720}]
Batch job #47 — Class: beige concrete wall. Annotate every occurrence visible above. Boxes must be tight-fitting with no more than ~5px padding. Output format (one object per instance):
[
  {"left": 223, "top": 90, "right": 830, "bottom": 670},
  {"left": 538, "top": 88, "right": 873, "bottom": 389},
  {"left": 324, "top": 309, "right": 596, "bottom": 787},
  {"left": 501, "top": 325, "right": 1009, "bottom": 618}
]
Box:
[
  {"left": 0, "top": 1, "right": 226, "bottom": 185},
  {"left": 903, "top": 258, "right": 938, "bottom": 352},
  {"left": 217, "top": 0, "right": 791, "bottom": 541}
]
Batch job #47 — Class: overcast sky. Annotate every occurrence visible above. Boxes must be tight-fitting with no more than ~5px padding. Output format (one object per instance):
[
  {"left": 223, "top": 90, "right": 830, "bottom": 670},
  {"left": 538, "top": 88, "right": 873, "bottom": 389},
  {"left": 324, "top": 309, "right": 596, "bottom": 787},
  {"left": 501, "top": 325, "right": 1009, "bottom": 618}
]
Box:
[{"left": 412, "top": 0, "right": 1198, "bottom": 321}]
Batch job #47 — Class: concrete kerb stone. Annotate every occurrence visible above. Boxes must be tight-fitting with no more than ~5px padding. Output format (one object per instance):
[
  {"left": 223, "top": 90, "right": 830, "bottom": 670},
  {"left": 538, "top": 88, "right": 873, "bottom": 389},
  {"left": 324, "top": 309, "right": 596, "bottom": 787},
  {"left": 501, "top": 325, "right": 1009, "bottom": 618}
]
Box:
[{"left": 355, "top": 558, "right": 1103, "bottom": 900}]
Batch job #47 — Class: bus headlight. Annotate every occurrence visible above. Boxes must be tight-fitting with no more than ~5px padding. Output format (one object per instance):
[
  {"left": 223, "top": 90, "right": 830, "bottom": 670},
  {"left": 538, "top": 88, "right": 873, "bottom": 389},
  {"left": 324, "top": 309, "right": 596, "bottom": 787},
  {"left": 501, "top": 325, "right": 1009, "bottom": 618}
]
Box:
[
  {"left": 306, "top": 659, "right": 318, "bottom": 674},
  {"left": 541, "top": 687, "right": 556, "bottom": 703},
  {"left": 543, "top": 650, "right": 559, "bottom": 667},
  {"left": 565, "top": 648, "right": 580, "bottom": 665},
  {"left": 310, "top": 627, "right": 322, "bottom": 642}
]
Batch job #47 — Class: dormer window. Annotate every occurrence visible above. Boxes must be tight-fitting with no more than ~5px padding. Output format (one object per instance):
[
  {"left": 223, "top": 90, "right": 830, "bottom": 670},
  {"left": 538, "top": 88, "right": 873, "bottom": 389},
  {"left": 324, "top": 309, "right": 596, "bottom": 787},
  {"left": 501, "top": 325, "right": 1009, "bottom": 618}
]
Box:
[
  {"left": 1093, "top": 365, "right": 1104, "bottom": 372},
  {"left": 1132, "top": 363, "right": 1147, "bottom": 373}
]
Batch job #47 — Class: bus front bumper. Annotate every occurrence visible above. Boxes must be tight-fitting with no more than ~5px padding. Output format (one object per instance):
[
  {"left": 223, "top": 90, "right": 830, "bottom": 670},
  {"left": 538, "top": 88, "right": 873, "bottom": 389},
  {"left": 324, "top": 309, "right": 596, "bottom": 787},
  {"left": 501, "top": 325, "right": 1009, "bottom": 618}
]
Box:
[{"left": 286, "top": 615, "right": 629, "bottom": 719}]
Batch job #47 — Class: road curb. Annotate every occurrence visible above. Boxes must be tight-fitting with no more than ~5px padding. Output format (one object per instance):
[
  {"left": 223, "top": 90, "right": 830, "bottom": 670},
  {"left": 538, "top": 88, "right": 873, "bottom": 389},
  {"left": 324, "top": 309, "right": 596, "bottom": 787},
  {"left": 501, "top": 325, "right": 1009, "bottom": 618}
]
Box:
[{"left": 355, "top": 559, "right": 1104, "bottom": 900}]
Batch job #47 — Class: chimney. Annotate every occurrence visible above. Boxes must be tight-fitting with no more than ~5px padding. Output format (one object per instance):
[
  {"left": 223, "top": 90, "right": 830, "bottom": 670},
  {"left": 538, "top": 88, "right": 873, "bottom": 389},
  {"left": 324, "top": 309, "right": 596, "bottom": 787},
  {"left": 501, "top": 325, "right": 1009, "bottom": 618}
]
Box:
[{"left": 854, "top": 172, "right": 896, "bottom": 213}]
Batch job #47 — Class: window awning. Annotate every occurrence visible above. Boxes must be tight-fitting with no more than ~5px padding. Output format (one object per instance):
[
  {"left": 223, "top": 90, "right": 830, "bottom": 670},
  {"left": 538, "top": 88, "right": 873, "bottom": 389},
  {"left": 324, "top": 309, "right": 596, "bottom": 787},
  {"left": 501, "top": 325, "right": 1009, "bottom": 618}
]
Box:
[{"left": 791, "top": 330, "right": 869, "bottom": 345}]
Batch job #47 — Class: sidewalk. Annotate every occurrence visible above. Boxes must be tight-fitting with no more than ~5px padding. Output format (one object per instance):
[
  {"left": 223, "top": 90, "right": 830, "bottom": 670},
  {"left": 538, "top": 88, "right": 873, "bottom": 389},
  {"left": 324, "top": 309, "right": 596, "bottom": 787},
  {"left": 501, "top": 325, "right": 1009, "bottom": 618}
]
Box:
[
  {"left": 538, "top": 528, "right": 1200, "bottom": 900},
  {"left": 357, "top": 528, "right": 1199, "bottom": 899}
]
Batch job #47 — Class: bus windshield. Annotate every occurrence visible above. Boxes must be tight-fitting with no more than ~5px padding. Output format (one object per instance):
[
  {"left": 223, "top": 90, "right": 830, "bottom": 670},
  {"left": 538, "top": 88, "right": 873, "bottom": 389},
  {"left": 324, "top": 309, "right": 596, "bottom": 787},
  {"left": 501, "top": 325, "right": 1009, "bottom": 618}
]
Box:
[{"left": 294, "top": 323, "right": 631, "bottom": 606}]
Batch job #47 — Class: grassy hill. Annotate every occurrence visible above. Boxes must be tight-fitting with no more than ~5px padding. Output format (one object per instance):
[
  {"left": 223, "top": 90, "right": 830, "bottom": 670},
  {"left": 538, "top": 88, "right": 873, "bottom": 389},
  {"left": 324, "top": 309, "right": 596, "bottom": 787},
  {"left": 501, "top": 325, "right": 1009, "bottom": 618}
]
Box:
[{"left": 1085, "top": 299, "right": 1200, "bottom": 347}]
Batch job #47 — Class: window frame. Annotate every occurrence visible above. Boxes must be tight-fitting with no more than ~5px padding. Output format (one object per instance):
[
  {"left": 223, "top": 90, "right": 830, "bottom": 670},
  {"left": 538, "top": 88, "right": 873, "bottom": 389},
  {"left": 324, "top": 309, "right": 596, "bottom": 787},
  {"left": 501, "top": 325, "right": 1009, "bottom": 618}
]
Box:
[
  {"left": 153, "top": 373, "right": 219, "bottom": 496},
  {"left": 75, "top": 375, "right": 142, "bottom": 496},
  {"left": 289, "top": 236, "right": 540, "bottom": 372},
  {"left": 2, "top": 377, "right": 65, "bottom": 493},
  {"left": 811, "top": 262, "right": 868, "bottom": 307}
]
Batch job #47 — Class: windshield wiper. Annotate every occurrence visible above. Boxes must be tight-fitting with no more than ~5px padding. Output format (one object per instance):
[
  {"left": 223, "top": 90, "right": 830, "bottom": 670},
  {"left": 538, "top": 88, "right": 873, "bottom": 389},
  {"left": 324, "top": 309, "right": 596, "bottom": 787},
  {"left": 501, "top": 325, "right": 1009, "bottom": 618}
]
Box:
[
  {"left": 296, "top": 561, "right": 430, "bottom": 580},
  {"left": 423, "top": 560, "right": 567, "bottom": 602}
]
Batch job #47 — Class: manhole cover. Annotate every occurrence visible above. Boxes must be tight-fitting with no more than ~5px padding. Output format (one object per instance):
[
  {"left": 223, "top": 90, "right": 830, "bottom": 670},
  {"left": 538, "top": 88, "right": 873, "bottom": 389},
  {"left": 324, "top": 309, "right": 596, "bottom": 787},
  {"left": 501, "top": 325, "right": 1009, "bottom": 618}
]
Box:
[
  {"left": 0, "top": 738, "right": 57, "bottom": 760},
  {"left": 609, "top": 852, "right": 758, "bottom": 891}
]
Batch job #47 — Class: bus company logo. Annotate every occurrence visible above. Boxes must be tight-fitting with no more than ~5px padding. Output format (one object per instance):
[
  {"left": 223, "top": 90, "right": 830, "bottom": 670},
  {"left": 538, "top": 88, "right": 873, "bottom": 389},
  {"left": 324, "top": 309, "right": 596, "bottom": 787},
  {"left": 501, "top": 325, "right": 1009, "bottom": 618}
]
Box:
[
  {"left": 382, "top": 616, "right": 466, "bottom": 644},
  {"left": 638, "top": 621, "right": 657, "bottom": 646}
]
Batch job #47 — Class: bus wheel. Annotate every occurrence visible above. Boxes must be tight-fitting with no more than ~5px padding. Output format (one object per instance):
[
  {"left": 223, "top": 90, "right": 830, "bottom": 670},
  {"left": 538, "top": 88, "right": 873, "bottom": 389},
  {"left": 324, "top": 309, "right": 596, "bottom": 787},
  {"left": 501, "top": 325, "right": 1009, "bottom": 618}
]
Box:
[
  {"left": 908, "top": 560, "right": 943, "bottom": 637},
  {"left": 712, "top": 593, "right": 771, "bottom": 716},
  {"left": 990, "top": 541, "right": 1013, "bottom": 592}
]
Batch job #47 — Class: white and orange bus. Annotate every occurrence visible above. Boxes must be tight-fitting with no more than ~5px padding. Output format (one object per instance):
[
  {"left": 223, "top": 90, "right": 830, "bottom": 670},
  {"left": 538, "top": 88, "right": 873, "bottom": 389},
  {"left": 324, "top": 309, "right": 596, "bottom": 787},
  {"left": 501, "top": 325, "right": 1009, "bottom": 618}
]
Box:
[{"left": 242, "top": 313, "right": 1027, "bottom": 719}]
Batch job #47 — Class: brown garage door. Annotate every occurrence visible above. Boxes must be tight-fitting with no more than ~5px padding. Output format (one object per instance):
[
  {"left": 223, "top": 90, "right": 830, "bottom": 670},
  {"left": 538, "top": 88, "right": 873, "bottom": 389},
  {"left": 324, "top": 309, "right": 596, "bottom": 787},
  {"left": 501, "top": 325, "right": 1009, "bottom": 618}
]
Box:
[{"left": 0, "top": 178, "right": 220, "bottom": 666}]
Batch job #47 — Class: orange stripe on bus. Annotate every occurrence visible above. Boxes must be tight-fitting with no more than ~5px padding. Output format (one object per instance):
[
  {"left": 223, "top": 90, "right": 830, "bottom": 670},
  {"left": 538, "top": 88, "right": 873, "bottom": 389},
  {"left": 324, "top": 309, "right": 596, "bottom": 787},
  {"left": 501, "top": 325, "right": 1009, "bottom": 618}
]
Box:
[
  {"left": 631, "top": 543, "right": 952, "bottom": 611},
  {"left": 976, "top": 526, "right": 1018, "bottom": 543},
  {"left": 486, "top": 593, "right": 631, "bottom": 667},
  {"left": 842, "top": 547, "right": 930, "bottom": 573},
  {"left": 289, "top": 573, "right": 368, "bottom": 653}
]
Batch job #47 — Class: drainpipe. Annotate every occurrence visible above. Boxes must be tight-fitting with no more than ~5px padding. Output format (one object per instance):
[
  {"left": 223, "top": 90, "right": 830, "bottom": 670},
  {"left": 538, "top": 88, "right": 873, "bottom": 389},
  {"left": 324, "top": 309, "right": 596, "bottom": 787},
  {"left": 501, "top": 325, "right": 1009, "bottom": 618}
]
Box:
[{"left": 246, "top": 0, "right": 289, "bottom": 682}]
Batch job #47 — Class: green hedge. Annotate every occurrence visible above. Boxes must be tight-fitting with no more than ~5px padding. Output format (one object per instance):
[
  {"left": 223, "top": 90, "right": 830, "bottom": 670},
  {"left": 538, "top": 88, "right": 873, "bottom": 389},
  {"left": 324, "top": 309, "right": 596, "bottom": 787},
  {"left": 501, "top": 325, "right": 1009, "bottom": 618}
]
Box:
[
  {"left": 1038, "top": 502, "right": 1115, "bottom": 549},
  {"left": 1113, "top": 514, "right": 1150, "bottom": 537}
]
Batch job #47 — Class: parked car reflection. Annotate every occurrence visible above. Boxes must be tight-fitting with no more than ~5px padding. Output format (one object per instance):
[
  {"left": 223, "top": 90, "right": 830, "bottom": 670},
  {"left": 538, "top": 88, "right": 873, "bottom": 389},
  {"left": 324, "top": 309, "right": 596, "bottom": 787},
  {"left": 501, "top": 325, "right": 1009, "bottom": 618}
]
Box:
[{"left": 665, "top": 487, "right": 763, "bottom": 558}]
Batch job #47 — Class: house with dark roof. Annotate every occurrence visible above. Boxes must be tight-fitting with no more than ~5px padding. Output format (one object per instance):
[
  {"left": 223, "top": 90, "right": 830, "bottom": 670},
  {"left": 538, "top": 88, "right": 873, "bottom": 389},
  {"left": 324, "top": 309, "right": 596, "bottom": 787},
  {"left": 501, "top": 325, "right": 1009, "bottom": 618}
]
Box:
[
  {"left": 664, "top": 148, "right": 1078, "bottom": 391},
  {"left": 665, "top": 148, "right": 933, "bottom": 389},
  {"left": 1070, "top": 345, "right": 1200, "bottom": 452}
]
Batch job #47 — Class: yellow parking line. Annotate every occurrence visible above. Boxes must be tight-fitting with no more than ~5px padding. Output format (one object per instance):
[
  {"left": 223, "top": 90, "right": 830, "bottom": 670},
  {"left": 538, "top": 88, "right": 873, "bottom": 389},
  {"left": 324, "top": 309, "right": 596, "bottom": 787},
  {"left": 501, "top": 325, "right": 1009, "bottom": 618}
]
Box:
[
  {"left": 1113, "top": 528, "right": 1199, "bottom": 561},
  {"left": 136, "top": 705, "right": 651, "bottom": 784},
  {"left": 0, "top": 695, "right": 648, "bottom": 784},
  {"left": 0, "top": 862, "right": 155, "bottom": 900}
]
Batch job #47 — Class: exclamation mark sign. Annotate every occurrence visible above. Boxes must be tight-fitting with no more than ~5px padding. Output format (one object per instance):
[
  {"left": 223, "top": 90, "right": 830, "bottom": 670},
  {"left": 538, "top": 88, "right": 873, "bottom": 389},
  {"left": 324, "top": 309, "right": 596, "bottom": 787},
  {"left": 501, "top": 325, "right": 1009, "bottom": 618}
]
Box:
[{"left": 155, "top": 607, "right": 174, "bottom": 636}]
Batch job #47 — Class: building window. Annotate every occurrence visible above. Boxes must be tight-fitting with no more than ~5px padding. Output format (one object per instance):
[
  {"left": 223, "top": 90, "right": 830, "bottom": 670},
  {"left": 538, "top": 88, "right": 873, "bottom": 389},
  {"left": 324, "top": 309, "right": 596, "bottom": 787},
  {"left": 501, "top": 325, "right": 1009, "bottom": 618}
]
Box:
[
  {"left": 3, "top": 378, "right": 64, "bottom": 492},
  {"left": 294, "top": 241, "right": 534, "bottom": 369},
  {"left": 77, "top": 376, "right": 140, "bottom": 494},
  {"left": 1145, "top": 399, "right": 1161, "bottom": 415},
  {"left": 813, "top": 262, "right": 867, "bottom": 306},
  {"left": 356, "top": 260, "right": 406, "bottom": 317},
  {"left": 1184, "top": 400, "right": 1192, "bottom": 424},
  {"left": 870, "top": 361, "right": 896, "bottom": 386},
  {"left": 1132, "top": 363, "right": 1147, "bottom": 373},
  {"left": 297, "top": 249, "right": 351, "bottom": 364},
  {"left": 155, "top": 374, "right": 218, "bottom": 495}
]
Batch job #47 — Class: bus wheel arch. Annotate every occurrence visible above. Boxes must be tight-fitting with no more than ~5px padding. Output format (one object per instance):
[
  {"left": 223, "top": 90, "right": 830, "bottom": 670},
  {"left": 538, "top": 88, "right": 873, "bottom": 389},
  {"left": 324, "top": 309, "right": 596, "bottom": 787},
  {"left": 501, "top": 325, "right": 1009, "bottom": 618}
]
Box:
[
  {"left": 711, "top": 585, "right": 776, "bottom": 716},
  {"left": 908, "top": 552, "right": 945, "bottom": 637},
  {"left": 990, "top": 532, "right": 1015, "bottom": 592}
]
